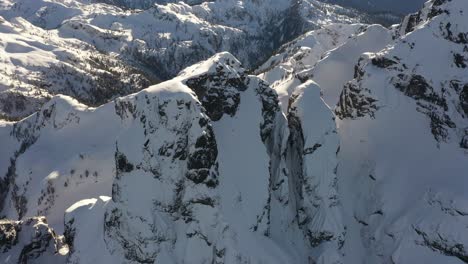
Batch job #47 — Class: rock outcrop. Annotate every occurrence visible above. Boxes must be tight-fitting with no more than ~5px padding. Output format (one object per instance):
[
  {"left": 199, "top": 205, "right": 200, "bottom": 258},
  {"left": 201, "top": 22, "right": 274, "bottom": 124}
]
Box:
[{"left": 0, "top": 217, "right": 67, "bottom": 263}]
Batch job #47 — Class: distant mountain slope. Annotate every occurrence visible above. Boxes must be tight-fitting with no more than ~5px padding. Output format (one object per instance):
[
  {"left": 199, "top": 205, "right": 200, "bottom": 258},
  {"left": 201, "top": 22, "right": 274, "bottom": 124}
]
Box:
[
  {"left": 320, "top": 0, "right": 427, "bottom": 14},
  {"left": 0, "top": 0, "right": 361, "bottom": 120},
  {"left": 0, "top": 16, "right": 152, "bottom": 120},
  {"left": 92, "top": 0, "right": 207, "bottom": 9}
]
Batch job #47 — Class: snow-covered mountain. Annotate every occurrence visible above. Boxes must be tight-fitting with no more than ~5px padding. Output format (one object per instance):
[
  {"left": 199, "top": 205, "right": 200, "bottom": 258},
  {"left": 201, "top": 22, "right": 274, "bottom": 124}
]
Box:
[
  {"left": 92, "top": 0, "right": 208, "bottom": 9},
  {"left": 320, "top": 0, "right": 427, "bottom": 14},
  {"left": 1, "top": 0, "right": 468, "bottom": 263},
  {"left": 0, "top": 0, "right": 362, "bottom": 120},
  {"left": 256, "top": 23, "right": 393, "bottom": 110},
  {"left": 0, "top": 14, "right": 152, "bottom": 120},
  {"left": 262, "top": 0, "right": 468, "bottom": 262},
  {"left": 0, "top": 52, "right": 344, "bottom": 263},
  {"left": 335, "top": 1, "right": 468, "bottom": 261}
]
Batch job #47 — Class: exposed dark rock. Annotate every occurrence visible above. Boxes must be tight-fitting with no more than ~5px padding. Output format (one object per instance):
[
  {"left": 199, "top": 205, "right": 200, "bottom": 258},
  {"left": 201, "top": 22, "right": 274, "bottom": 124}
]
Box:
[
  {"left": 397, "top": 75, "right": 445, "bottom": 105},
  {"left": 0, "top": 219, "right": 20, "bottom": 251},
  {"left": 115, "top": 150, "right": 134, "bottom": 175},
  {"left": 371, "top": 57, "right": 398, "bottom": 68},
  {"left": 114, "top": 100, "right": 137, "bottom": 119},
  {"left": 443, "top": 22, "right": 468, "bottom": 44},
  {"left": 336, "top": 82, "right": 379, "bottom": 119},
  {"left": 0, "top": 92, "right": 44, "bottom": 121},
  {"left": 391, "top": 74, "right": 459, "bottom": 142},
  {"left": 415, "top": 226, "right": 468, "bottom": 263},
  {"left": 286, "top": 95, "right": 305, "bottom": 211},
  {"left": 454, "top": 53, "right": 467, "bottom": 68},
  {"left": 427, "top": 110, "right": 456, "bottom": 142},
  {"left": 398, "top": 0, "right": 455, "bottom": 37},
  {"left": 304, "top": 144, "right": 322, "bottom": 155},
  {"left": 187, "top": 125, "right": 219, "bottom": 187},
  {"left": 287, "top": 93, "right": 344, "bottom": 249},
  {"left": 63, "top": 218, "right": 75, "bottom": 253},
  {"left": 307, "top": 230, "right": 335, "bottom": 248},
  {"left": 353, "top": 58, "right": 367, "bottom": 79},
  {"left": 251, "top": 78, "right": 285, "bottom": 236},
  {"left": 461, "top": 135, "right": 468, "bottom": 149},
  {"left": 460, "top": 85, "right": 468, "bottom": 115},
  {"left": 104, "top": 91, "right": 224, "bottom": 263},
  {"left": 185, "top": 65, "right": 248, "bottom": 121},
  {"left": 336, "top": 57, "right": 382, "bottom": 119},
  {"left": 396, "top": 75, "right": 430, "bottom": 101},
  {"left": 104, "top": 208, "right": 160, "bottom": 264},
  {"left": 403, "top": 12, "right": 422, "bottom": 34},
  {"left": 256, "top": 80, "right": 281, "bottom": 143},
  {"left": 0, "top": 217, "right": 67, "bottom": 263},
  {"left": 433, "top": 0, "right": 451, "bottom": 7}
]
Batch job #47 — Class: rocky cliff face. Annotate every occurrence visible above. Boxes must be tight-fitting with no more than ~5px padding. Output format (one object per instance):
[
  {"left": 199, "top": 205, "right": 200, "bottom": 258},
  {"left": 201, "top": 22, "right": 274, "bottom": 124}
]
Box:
[
  {"left": 337, "top": 0, "right": 468, "bottom": 146},
  {"left": 0, "top": 52, "right": 344, "bottom": 263},
  {"left": 286, "top": 81, "right": 344, "bottom": 262},
  {"left": 104, "top": 84, "right": 224, "bottom": 263}
]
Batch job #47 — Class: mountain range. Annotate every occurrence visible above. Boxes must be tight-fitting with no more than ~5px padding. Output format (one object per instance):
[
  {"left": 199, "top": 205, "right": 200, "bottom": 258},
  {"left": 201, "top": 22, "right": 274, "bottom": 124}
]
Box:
[
  {"left": 1, "top": 0, "right": 467, "bottom": 263},
  {"left": 320, "top": 0, "right": 427, "bottom": 14}
]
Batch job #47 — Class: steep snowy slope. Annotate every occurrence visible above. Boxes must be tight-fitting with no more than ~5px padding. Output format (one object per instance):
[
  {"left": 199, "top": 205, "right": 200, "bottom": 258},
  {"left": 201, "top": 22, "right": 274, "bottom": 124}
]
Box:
[
  {"left": 0, "top": 53, "right": 344, "bottom": 263},
  {"left": 256, "top": 0, "right": 468, "bottom": 263},
  {"left": 286, "top": 80, "right": 345, "bottom": 263},
  {"left": 305, "top": 24, "right": 392, "bottom": 107},
  {"left": 335, "top": 0, "right": 468, "bottom": 262},
  {"left": 0, "top": 95, "right": 121, "bottom": 231}
]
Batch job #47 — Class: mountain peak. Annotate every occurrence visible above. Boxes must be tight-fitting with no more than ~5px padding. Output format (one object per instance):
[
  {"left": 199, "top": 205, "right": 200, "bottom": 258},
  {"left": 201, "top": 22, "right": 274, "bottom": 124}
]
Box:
[{"left": 178, "top": 52, "right": 244, "bottom": 80}]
